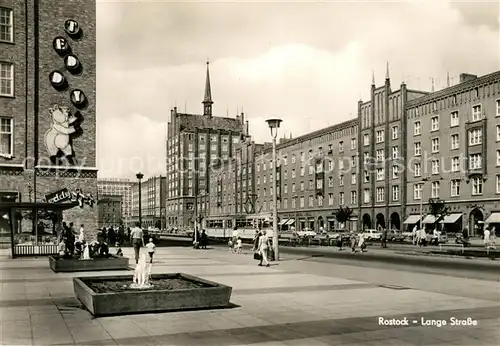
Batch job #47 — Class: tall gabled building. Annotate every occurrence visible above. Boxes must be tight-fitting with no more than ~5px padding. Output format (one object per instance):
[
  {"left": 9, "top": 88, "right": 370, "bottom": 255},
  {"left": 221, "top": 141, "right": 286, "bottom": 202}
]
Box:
[{"left": 165, "top": 62, "right": 247, "bottom": 228}]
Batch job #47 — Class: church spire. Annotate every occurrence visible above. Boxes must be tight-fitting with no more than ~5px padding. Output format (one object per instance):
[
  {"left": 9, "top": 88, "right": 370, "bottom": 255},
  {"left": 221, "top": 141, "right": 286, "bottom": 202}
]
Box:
[
  {"left": 385, "top": 61, "right": 390, "bottom": 80},
  {"left": 203, "top": 61, "right": 213, "bottom": 117},
  {"left": 371, "top": 70, "right": 375, "bottom": 86}
]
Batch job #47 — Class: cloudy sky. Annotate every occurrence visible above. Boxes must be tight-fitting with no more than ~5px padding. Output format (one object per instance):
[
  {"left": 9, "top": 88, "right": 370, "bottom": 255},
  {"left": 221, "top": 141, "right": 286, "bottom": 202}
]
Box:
[{"left": 95, "top": 0, "right": 500, "bottom": 179}]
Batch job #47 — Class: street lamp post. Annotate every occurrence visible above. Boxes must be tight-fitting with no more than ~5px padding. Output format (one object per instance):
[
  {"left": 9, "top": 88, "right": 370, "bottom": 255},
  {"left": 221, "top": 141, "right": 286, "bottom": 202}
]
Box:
[
  {"left": 266, "top": 118, "right": 282, "bottom": 261},
  {"left": 136, "top": 173, "right": 144, "bottom": 228}
]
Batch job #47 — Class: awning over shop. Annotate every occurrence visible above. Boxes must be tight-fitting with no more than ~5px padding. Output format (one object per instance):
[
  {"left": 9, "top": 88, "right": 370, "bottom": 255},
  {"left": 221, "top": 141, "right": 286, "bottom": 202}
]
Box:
[
  {"left": 285, "top": 219, "right": 295, "bottom": 225},
  {"left": 422, "top": 215, "right": 437, "bottom": 224},
  {"left": 485, "top": 212, "right": 500, "bottom": 224},
  {"left": 439, "top": 213, "right": 463, "bottom": 224},
  {"left": 403, "top": 215, "right": 421, "bottom": 224},
  {"left": 279, "top": 219, "right": 289, "bottom": 226}
]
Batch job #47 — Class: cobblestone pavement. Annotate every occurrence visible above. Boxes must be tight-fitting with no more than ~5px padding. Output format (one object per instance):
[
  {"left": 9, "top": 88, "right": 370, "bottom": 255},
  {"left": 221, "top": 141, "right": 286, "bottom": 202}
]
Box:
[{"left": 0, "top": 247, "right": 499, "bottom": 346}]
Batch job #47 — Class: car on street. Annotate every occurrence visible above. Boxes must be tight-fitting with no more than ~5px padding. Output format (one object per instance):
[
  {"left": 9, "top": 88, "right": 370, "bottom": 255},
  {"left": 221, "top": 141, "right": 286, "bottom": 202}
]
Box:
[
  {"left": 362, "top": 229, "right": 382, "bottom": 241},
  {"left": 387, "top": 229, "right": 405, "bottom": 242}
]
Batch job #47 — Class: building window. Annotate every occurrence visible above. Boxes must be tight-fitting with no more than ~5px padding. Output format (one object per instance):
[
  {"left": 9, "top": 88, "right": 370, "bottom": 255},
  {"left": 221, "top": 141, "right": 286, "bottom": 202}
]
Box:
[
  {"left": 497, "top": 150, "right": 500, "bottom": 166},
  {"left": 300, "top": 166, "right": 305, "bottom": 177},
  {"left": 0, "top": 62, "right": 13, "bottom": 97},
  {"left": 363, "top": 171, "right": 369, "bottom": 183},
  {"left": 328, "top": 193, "right": 334, "bottom": 206},
  {"left": 414, "top": 163, "right": 421, "bottom": 177},
  {"left": 284, "top": 184, "right": 288, "bottom": 193},
  {"left": 308, "top": 165, "right": 314, "bottom": 175},
  {"left": 431, "top": 116, "right": 439, "bottom": 131},
  {"left": 431, "top": 138, "right": 440, "bottom": 153},
  {"left": 497, "top": 175, "right": 500, "bottom": 194},
  {"left": 363, "top": 189, "right": 370, "bottom": 203},
  {"left": 364, "top": 152, "right": 370, "bottom": 164},
  {"left": 471, "top": 105, "right": 482, "bottom": 122},
  {"left": 328, "top": 176, "right": 334, "bottom": 187},
  {"left": 263, "top": 176, "right": 266, "bottom": 184},
  {"left": 351, "top": 173, "right": 356, "bottom": 185},
  {"left": 339, "top": 141, "right": 344, "bottom": 152},
  {"left": 339, "top": 192, "right": 345, "bottom": 206},
  {"left": 318, "top": 195, "right": 323, "bottom": 207},
  {"left": 392, "top": 165, "right": 398, "bottom": 179},
  {"left": 300, "top": 152, "right": 305, "bottom": 162},
  {"left": 351, "top": 138, "right": 356, "bottom": 150},
  {"left": 414, "top": 142, "right": 421, "bottom": 156},
  {"left": 451, "top": 179, "right": 460, "bottom": 197},
  {"left": 431, "top": 181, "right": 440, "bottom": 198},
  {"left": 308, "top": 196, "right": 314, "bottom": 207},
  {"left": 431, "top": 159, "right": 440, "bottom": 174},
  {"left": 471, "top": 177, "right": 483, "bottom": 195},
  {"left": 496, "top": 125, "right": 500, "bottom": 141},
  {"left": 291, "top": 169, "right": 296, "bottom": 178},
  {"left": 0, "top": 117, "right": 13, "bottom": 157},
  {"left": 392, "top": 146, "right": 399, "bottom": 159},
  {"left": 469, "top": 153, "right": 482, "bottom": 170},
  {"left": 468, "top": 128, "right": 482, "bottom": 146},
  {"left": 376, "top": 187, "right": 384, "bottom": 202},
  {"left": 496, "top": 100, "right": 500, "bottom": 117},
  {"left": 451, "top": 134, "right": 459, "bottom": 150},
  {"left": 300, "top": 181, "right": 304, "bottom": 191},
  {"left": 450, "top": 111, "right": 459, "bottom": 127},
  {"left": 376, "top": 168, "right": 384, "bottom": 181},
  {"left": 413, "top": 183, "right": 422, "bottom": 200},
  {"left": 350, "top": 191, "right": 357, "bottom": 205},
  {"left": 363, "top": 133, "right": 369, "bottom": 146},
  {"left": 376, "top": 149, "right": 384, "bottom": 161},
  {"left": 309, "top": 180, "right": 314, "bottom": 190},
  {"left": 376, "top": 130, "right": 384, "bottom": 143},
  {"left": 413, "top": 121, "right": 421, "bottom": 136},
  {"left": 392, "top": 185, "right": 399, "bottom": 201},
  {"left": 292, "top": 183, "right": 296, "bottom": 193},
  {"left": 339, "top": 175, "right": 344, "bottom": 186},
  {"left": 391, "top": 126, "right": 398, "bottom": 140},
  {"left": 0, "top": 7, "right": 13, "bottom": 43},
  {"left": 291, "top": 154, "right": 296, "bottom": 164},
  {"left": 451, "top": 157, "right": 460, "bottom": 172}
]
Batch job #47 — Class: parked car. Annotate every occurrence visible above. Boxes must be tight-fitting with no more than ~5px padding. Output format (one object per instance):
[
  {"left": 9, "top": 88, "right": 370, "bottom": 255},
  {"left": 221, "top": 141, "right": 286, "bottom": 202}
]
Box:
[
  {"left": 297, "top": 228, "right": 317, "bottom": 237},
  {"left": 362, "top": 229, "right": 382, "bottom": 241},
  {"left": 387, "top": 230, "right": 405, "bottom": 242}
]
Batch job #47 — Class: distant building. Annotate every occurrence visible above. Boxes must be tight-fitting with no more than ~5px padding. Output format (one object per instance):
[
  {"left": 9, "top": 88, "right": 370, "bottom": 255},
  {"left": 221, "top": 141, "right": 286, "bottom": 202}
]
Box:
[
  {"left": 131, "top": 176, "right": 166, "bottom": 228},
  {"left": 97, "top": 195, "right": 122, "bottom": 228},
  {"left": 97, "top": 178, "right": 133, "bottom": 224},
  {"left": 165, "top": 62, "right": 247, "bottom": 229}
]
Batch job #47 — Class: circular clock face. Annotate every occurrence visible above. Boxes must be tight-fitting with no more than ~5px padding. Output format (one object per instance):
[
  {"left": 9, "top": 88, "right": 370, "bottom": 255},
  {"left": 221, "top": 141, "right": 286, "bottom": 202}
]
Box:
[
  {"left": 49, "top": 71, "right": 64, "bottom": 84},
  {"left": 65, "top": 55, "right": 79, "bottom": 69},
  {"left": 65, "top": 19, "right": 80, "bottom": 35}
]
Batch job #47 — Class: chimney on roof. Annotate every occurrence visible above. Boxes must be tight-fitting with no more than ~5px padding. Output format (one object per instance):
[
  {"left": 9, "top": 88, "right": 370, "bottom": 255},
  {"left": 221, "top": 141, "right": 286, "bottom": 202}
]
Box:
[{"left": 459, "top": 73, "right": 477, "bottom": 83}]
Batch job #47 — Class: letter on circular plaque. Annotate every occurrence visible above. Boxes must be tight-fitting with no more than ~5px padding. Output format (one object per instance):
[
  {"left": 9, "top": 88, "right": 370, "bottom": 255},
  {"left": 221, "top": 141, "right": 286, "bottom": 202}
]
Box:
[
  {"left": 48, "top": 71, "right": 68, "bottom": 91},
  {"left": 53, "top": 36, "right": 71, "bottom": 56},
  {"left": 64, "top": 19, "right": 83, "bottom": 40},
  {"left": 64, "top": 54, "right": 82, "bottom": 75},
  {"left": 70, "top": 89, "right": 88, "bottom": 109}
]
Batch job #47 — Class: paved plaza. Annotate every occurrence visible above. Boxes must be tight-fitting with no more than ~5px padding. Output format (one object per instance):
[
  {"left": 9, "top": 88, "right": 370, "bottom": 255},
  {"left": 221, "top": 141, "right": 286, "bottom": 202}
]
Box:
[{"left": 0, "top": 246, "right": 499, "bottom": 346}]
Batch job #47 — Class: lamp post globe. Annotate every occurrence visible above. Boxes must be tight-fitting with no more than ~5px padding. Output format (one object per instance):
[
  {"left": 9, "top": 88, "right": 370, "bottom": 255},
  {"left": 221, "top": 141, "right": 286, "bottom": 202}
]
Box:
[
  {"left": 265, "top": 118, "right": 283, "bottom": 262},
  {"left": 136, "top": 173, "right": 144, "bottom": 229}
]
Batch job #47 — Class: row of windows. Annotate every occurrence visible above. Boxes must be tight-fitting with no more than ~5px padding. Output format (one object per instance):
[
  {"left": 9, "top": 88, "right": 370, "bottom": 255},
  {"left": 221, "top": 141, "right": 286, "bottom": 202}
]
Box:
[{"left": 410, "top": 176, "right": 499, "bottom": 199}]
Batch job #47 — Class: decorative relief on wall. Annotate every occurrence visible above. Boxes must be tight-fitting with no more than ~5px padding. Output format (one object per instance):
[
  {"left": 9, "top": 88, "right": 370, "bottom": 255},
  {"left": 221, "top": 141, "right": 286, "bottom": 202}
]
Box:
[
  {"left": 44, "top": 105, "right": 83, "bottom": 165},
  {"left": 47, "top": 19, "right": 89, "bottom": 165},
  {"left": 35, "top": 169, "right": 97, "bottom": 179}
]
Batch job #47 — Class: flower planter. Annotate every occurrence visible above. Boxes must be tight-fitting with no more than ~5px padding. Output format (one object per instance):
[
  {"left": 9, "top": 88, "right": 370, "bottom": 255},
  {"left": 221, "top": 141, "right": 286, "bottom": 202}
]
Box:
[{"left": 48, "top": 255, "right": 129, "bottom": 272}]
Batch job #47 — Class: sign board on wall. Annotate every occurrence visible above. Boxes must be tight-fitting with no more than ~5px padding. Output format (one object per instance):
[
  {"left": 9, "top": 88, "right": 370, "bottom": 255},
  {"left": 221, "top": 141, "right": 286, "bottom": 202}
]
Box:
[{"left": 45, "top": 188, "right": 94, "bottom": 208}]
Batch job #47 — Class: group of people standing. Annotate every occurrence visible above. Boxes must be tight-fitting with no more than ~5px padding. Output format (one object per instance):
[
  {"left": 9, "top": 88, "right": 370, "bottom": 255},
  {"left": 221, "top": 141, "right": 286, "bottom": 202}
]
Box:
[{"left": 252, "top": 229, "right": 272, "bottom": 267}]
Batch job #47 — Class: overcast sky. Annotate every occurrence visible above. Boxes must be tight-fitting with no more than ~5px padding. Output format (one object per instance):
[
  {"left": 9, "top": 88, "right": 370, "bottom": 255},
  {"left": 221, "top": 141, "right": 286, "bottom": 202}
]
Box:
[{"left": 95, "top": 0, "right": 500, "bottom": 179}]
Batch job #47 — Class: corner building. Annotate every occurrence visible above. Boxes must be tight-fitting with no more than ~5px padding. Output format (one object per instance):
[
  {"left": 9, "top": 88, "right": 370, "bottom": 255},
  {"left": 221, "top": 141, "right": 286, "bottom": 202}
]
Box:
[
  {"left": 404, "top": 71, "right": 500, "bottom": 236},
  {"left": 0, "top": 1, "right": 97, "bottom": 237},
  {"left": 166, "top": 63, "right": 247, "bottom": 229}
]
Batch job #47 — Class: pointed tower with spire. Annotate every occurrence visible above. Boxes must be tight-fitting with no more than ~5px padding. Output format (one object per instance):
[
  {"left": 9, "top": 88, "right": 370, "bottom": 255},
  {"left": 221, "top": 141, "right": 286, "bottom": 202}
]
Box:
[{"left": 203, "top": 61, "right": 213, "bottom": 117}]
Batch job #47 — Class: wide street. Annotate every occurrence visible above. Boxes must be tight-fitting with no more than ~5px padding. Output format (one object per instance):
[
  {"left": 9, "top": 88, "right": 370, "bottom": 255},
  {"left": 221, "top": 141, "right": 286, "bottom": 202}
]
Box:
[{"left": 0, "top": 244, "right": 498, "bottom": 346}]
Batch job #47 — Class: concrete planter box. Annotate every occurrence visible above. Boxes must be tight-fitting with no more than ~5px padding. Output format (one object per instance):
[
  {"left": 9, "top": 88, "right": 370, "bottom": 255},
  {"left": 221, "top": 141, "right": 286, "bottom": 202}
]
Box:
[
  {"left": 73, "top": 273, "right": 233, "bottom": 316},
  {"left": 49, "top": 255, "right": 129, "bottom": 272}
]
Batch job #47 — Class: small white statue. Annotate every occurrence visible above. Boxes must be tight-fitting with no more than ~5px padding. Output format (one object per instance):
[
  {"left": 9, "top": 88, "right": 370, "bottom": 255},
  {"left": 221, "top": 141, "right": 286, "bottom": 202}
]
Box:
[{"left": 82, "top": 244, "right": 90, "bottom": 260}]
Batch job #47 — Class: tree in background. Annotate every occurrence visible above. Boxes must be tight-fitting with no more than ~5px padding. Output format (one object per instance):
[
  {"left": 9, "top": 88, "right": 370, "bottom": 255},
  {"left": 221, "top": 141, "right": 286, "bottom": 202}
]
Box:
[
  {"left": 334, "top": 206, "right": 353, "bottom": 231},
  {"left": 428, "top": 198, "right": 449, "bottom": 231}
]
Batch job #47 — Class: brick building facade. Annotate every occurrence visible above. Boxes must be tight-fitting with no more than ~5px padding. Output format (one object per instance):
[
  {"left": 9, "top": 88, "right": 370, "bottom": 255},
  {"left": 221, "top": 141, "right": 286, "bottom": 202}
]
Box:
[
  {"left": 165, "top": 62, "right": 246, "bottom": 229},
  {"left": 0, "top": 0, "right": 98, "bottom": 240},
  {"left": 97, "top": 195, "right": 122, "bottom": 228},
  {"left": 131, "top": 176, "right": 166, "bottom": 228}
]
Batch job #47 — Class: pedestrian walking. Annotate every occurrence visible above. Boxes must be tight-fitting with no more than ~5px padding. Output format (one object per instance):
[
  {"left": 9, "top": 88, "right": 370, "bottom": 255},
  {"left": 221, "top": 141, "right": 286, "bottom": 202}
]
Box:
[
  {"left": 130, "top": 222, "right": 144, "bottom": 264},
  {"left": 484, "top": 227, "right": 491, "bottom": 250},
  {"left": 489, "top": 226, "right": 496, "bottom": 249},
  {"left": 350, "top": 231, "right": 357, "bottom": 253},
  {"left": 146, "top": 238, "right": 156, "bottom": 263},
  {"left": 258, "top": 230, "right": 270, "bottom": 267},
  {"left": 382, "top": 228, "right": 388, "bottom": 248}
]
